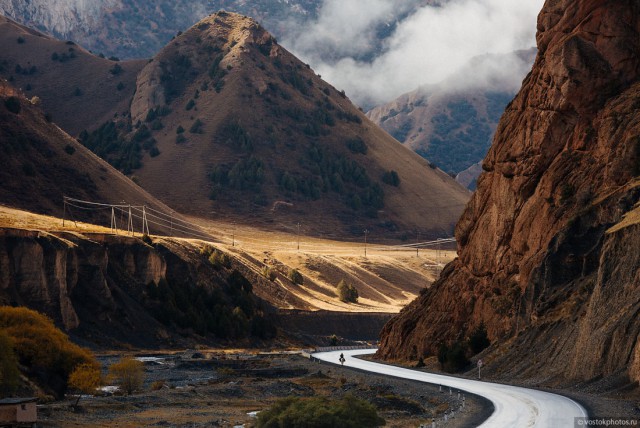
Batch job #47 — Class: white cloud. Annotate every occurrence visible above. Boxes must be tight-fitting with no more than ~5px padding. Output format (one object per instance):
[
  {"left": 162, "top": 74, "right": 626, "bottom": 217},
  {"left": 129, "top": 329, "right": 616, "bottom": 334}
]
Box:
[{"left": 282, "top": 0, "right": 544, "bottom": 107}]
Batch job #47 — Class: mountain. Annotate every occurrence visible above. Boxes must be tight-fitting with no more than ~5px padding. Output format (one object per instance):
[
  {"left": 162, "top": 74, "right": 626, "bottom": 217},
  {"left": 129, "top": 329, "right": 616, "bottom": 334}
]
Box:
[
  {"left": 367, "top": 50, "right": 536, "bottom": 185},
  {"left": 89, "top": 11, "right": 468, "bottom": 238},
  {"left": 0, "top": 15, "right": 144, "bottom": 135},
  {"left": 0, "top": 0, "right": 321, "bottom": 60},
  {"left": 377, "top": 0, "right": 640, "bottom": 389},
  {"left": 0, "top": 78, "right": 171, "bottom": 221},
  {"left": 0, "top": 11, "right": 469, "bottom": 237}
]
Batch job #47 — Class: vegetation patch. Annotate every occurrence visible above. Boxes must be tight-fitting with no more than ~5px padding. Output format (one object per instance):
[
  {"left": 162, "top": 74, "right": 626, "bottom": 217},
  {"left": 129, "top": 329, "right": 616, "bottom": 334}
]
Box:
[
  {"left": 0, "top": 306, "right": 98, "bottom": 397},
  {"left": 256, "top": 394, "right": 385, "bottom": 428},
  {"left": 337, "top": 279, "right": 358, "bottom": 303}
]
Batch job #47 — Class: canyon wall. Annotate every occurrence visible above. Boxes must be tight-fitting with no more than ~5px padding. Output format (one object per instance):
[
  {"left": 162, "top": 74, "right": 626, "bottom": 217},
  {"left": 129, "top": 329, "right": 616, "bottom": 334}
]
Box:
[{"left": 378, "top": 0, "right": 640, "bottom": 385}]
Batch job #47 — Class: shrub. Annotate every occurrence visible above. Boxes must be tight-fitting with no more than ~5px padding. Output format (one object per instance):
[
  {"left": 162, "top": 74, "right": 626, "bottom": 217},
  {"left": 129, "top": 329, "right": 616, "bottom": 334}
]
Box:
[
  {"left": 68, "top": 363, "right": 102, "bottom": 406},
  {"left": 149, "top": 146, "right": 160, "bottom": 157},
  {"left": 346, "top": 137, "right": 367, "bottom": 154},
  {"left": 176, "top": 134, "right": 186, "bottom": 144},
  {"left": 381, "top": 170, "right": 400, "bottom": 187},
  {"left": 468, "top": 323, "right": 490, "bottom": 355},
  {"left": 17, "top": 36, "right": 25, "bottom": 44},
  {"left": 150, "top": 380, "right": 166, "bottom": 391},
  {"left": 109, "top": 357, "right": 144, "bottom": 395},
  {"left": 64, "top": 144, "right": 76, "bottom": 155},
  {"left": 337, "top": 279, "right": 358, "bottom": 303},
  {"left": 74, "top": 87, "right": 83, "bottom": 97},
  {"left": 22, "top": 163, "right": 35, "bottom": 177},
  {"left": 141, "top": 234, "right": 153, "bottom": 245},
  {"left": 255, "top": 395, "right": 385, "bottom": 428},
  {"left": 0, "top": 330, "right": 20, "bottom": 395},
  {"left": 437, "top": 341, "right": 469, "bottom": 373},
  {"left": 261, "top": 266, "right": 276, "bottom": 281},
  {"left": 185, "top": 99, "right": 196, "bottom": 111},
  {"left": 200, "top": 244, "right": 214, "bottom": 256},
  {"left": 189, "top": 119, "right": 204, "bottom": 134},
  {"left": 288, "top": 268, "right": 303, "bottom": 285},
  {"left": 110, "top": 63, "right": 123, "bottom": 75},
  {"left": 4, "top": 96, "right": 21, "bottom": 114},
  {"left": 176, "top": 125, "right": 185, "bottom": 134},
  {"left": 116, "top": 82, "right": 125, "bottom": 91},
  {"left": 209, "top": 250, "right": 231, "bottom": 270},
  {"left": 0, "top": 306, "right": 98, "bottom": 395}
]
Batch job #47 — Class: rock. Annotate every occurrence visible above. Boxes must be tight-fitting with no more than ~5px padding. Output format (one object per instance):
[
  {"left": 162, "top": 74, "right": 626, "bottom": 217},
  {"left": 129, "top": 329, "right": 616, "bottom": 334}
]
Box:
[{"left": 377, "top": 0, "right": 640, "bottom": 385}]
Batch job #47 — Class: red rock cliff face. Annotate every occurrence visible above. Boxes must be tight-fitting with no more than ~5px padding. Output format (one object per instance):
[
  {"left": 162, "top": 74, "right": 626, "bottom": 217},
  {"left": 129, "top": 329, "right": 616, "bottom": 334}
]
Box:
[{"left": 377, "top": 0, "right": 640, "bottom": 384}]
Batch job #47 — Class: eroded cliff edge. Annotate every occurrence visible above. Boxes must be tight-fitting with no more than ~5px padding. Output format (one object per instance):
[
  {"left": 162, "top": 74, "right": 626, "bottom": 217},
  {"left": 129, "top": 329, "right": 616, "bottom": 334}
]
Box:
[
  {"left": 0, "top": 229, "right": 277, "bottom": 348},
  {"left": 377, "top": 0, "right": 640, "bottom": 386}
]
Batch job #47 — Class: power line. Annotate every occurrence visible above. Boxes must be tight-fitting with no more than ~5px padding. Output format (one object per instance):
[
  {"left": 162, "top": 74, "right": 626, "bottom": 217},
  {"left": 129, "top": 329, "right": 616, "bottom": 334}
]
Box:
[{"left": 62, "top": 196, "right": 213, "bottom": 241}]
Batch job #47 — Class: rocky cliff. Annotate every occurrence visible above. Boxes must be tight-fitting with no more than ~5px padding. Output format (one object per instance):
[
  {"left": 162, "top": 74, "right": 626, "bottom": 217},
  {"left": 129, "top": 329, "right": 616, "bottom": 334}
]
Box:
[
  {"left": 377, "top": 0, "right": 640, "bottom": 386},
  {"left": 0, "top": 229, "right": 275, "bottom": 347}
]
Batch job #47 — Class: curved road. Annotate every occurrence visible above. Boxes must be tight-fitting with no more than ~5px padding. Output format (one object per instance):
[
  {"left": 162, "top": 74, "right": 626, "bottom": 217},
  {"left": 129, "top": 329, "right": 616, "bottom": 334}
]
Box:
[{"left": 312, "top": 349, "right": 587, "bottom": 427}]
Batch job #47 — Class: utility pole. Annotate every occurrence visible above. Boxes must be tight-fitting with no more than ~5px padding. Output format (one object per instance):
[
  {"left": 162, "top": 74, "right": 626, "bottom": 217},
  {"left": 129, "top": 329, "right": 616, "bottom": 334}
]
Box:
[
  {"left": 364, "top": 229, "right": 369, "bottom": 257},
  {"left": 296, "top": 222, "right": 301, "bottom": 252}
]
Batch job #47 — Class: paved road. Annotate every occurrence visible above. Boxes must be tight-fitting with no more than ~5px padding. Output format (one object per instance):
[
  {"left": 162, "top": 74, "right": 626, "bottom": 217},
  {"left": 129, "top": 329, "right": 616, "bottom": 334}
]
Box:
[{"left": 312, "top": 349, "right": 587, "bottom": 427}]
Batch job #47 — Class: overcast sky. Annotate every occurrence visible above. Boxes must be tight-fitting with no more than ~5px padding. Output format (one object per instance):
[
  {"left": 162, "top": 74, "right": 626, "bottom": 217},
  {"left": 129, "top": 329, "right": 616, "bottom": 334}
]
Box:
[{"left": 283, "top": 0, "right": 545, "bottom": 108}]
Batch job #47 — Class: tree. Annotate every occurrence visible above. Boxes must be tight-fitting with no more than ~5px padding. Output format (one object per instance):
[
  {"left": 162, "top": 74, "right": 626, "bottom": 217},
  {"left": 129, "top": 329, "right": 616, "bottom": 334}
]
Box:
[
  {"left": 337, "top": 279, "right": 358, "bottom": 303},
  {"left": 109, "top": 357, "right": 144, "bottom": 395},
  {"left": 0, "top": 330, "right": 20, "bottom": 396},
  {"left": 468, "top": 323, "right": 491, "bottom": 354},
  {"left": 68, "top": 363, "right": 102, "bottom": 406},
  {"left": 0, "top": 306, "right": 98, "bottom": 385},
  {"left": 288, "top": 268, "right": 303, "bottom": 285}
]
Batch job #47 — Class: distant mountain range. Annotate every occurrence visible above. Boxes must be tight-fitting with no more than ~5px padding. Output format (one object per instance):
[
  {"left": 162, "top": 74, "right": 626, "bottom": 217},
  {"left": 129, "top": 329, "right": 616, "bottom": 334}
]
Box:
[
  {"left": 368, "top": 49, "right": 537, "bottom": 188},
  {"left": 0, "top": 0, "right": 322, "bottom": 59}
]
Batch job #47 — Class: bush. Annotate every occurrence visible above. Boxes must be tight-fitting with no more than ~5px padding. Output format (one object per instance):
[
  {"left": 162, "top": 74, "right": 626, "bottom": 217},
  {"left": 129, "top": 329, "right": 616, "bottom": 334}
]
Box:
[
  {"left": 437, "top": 341, "right": 469, "bottom": 373},
  {"left": 109, "top": 357, "right": 144, "bottom": 395},
  {"left": 381, "top": 170, "right": 400, "bottom": 187},
  {"left": 4, "top": 96, "right": 21, "bottom": 114},
  {"left": 255, "top": 395, "right": 385, "bottom": 428},
  {"left": 287, "top": 268, "right": 303, "bottom": 285},
  {"left": 68, "top": 363, "right": 102, "bottom": 406},
  {"left": 468, "top": 323, "right": 490, "bottom": 355},
  {"left": 64, "top": 144, "right": 76, "bottom": 155},
  {"left": 346, "top": 137, "right": 367, "bottom": 155},
  {"left": 110, "top": 63, "right": 123, "bottom": 75},
  {"left": 150, "top": 380, "right": 166, "bottom": 391},
  {"left": 189, "top": 119, "right": 204, "bottom": 134},
  {"left": 261, "top": 266, "right": 276, "bottom": 281},
  {"left": 185, "top": 99, "right": 196, "bottom": 111},
  {"left": 209, "top": 250, "right": 231, "bottom": 270},
  {"left": 337, "top": 279, "right": 358, "bottom": 303},
  {"left": 0, "top": 330, "right": 20, "bottom": 395},
  {"left": 0, "top": 306, "right": 98, "bottom": 396}
]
